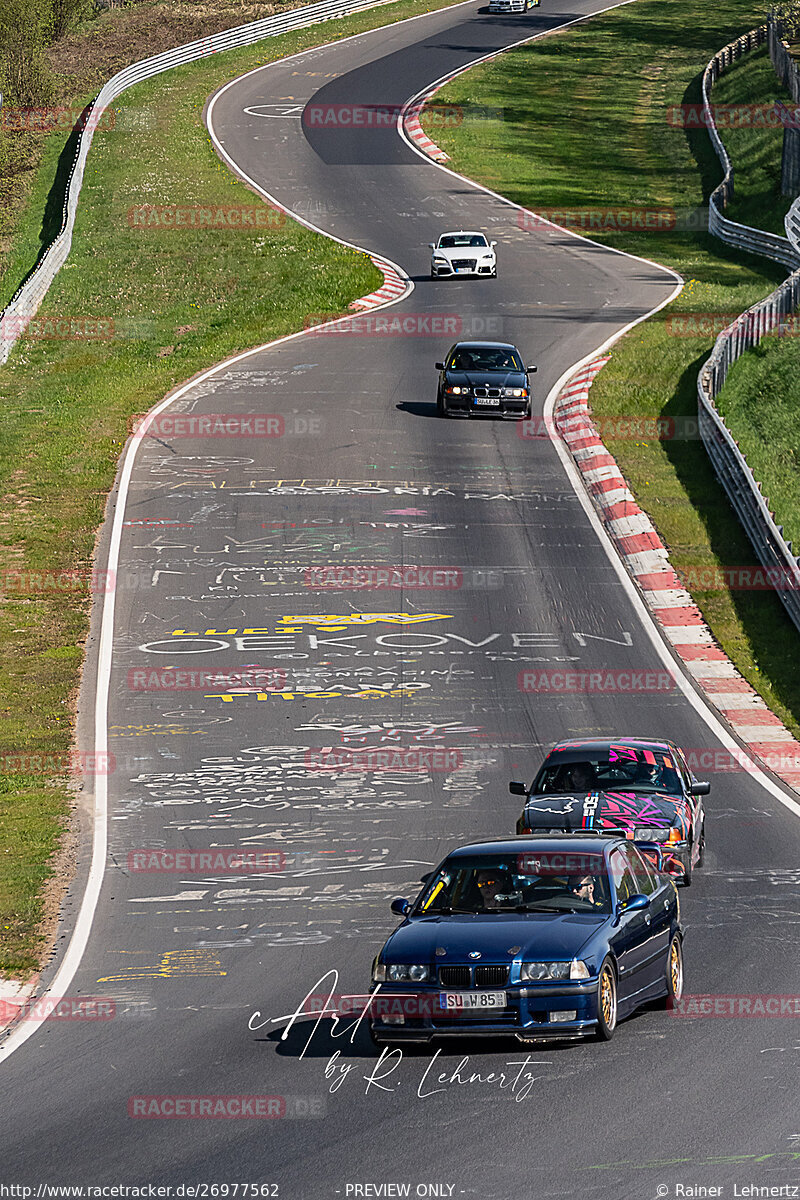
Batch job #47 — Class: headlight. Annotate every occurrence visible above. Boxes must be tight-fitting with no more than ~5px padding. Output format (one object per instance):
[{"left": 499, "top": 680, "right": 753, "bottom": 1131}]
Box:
[
  {"left": 520, "top": 959, "right": 590, "bottom": 981},
  {"left": 433, "top": 256, "right": 448, "bottom": 264},
  {"left": 446, "top": 386, "right": 465, "bottom": 395},
  {"left": 480, "top": 252, "right": 494, "bottom": 259},
  {"left": 387, "top": 963, "right": 429, "bottom": 982},
  {"left": 520, "top": 961, "right": 570, "bottom": 981},
  {"left": 634, "top": 827, "right": 670, "bottom": 843},
  {"left": 502, "top": 388, "right": 528, "bottom": 398}
]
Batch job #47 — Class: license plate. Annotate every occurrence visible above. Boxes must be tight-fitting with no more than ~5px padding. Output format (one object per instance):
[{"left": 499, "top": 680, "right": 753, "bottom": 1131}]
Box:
[
  {"left": 475, "top": 397, "right": 500, "bottom": 406},
  {"left": 440, "top": 991, "right": 506, "bottom": 1010}
]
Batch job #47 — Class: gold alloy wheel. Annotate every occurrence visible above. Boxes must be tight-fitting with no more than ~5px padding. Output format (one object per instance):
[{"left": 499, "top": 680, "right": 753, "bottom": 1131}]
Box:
[
  {"left": 669, "top": 938, "right": 684, "bottom": 999},
  {"left": 599, "top": 966, "right": 616, "bottom": 1030}
]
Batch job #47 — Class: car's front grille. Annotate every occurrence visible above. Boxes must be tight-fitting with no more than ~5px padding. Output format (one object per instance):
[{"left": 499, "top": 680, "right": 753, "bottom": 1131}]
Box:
[
  {"left": 452, "top": 258, "right": 477, "bottom": 270},
  {"left": 438, "top": 965, "right": 510, "bottom": 988},
  {"left": 475, "top": 965, "right": 509, "bottom": 987},
  {"left": 474, "top": 387, "right": 502, "bottom": 398},
  {"left": 439, "top": 966, "right": 471, "bottom": 988}
]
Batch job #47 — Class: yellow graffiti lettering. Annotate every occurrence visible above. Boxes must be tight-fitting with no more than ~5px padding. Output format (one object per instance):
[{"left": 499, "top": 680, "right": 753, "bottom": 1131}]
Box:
[{"left": 276, "top": 613, "right": 452, "bottom": 628}]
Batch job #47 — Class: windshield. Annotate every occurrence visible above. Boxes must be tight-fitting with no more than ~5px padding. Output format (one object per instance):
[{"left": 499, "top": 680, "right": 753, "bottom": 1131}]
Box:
[
  {"left": 531, "top": 745, "right": 682, "bottom": 795},
  {"left": 447, "top": 346, "right": 524, "bottom": 372},
  {"left": 415, "top": 852, "right": 612, "bottom": 915},
  {"left": 439, "top": 234, "right": 489, "bottom": 248}
]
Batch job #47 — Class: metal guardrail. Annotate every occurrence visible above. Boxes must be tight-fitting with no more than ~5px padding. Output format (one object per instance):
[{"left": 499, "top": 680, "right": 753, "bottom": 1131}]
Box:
[
  {"left": 698, "top": 29, "right": 800, "bottom": 633},
  {"left": 787, "top": 195, "right": 800, "bottom": 249},
  {"left": 0, "top": 0, "right": 401, "bottom": 364},
  {"left": 703, "top": 25, "right": 800, "bottom": 271}
]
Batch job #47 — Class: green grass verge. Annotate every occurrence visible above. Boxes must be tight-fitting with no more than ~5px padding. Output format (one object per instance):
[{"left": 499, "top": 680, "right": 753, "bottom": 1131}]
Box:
[
  {"left": 0, "top": 0, "right": 463, "bottom": 979},
  {"left": 716, "top": 335, "right": 800, "bottom": 552},
  {"left": 423, "top": 0, "right": 800, "bottom": 740}
]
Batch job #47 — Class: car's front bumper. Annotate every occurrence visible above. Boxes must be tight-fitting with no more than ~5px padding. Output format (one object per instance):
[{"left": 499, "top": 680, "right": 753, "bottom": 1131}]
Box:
[
  {"left": 442, "top": 395, "right": 529, "bottom": 418},
  {"left": 431, "top": 262, "right": 495, "bottom": 276},
  {"left": 369, "top": 981, "right": 599, "bottom": 1041}
]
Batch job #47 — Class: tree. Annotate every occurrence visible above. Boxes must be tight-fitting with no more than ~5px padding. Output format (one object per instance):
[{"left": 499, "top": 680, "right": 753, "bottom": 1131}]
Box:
[
  {"left": 47, "top": 0, "right": 89, "bottom": 41},
  {"left": 0, "top": 0, "right": 53, "bottom": 106}
]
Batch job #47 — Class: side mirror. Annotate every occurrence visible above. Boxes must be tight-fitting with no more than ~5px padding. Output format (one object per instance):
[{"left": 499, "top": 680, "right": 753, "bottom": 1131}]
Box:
[
  {"left": 509, "top": 781, "right": 527, "bottom": 796},
  {"left": 390, "top": 897, "right": 410, "bottom": 917},
  {"left": 621, "top": 893, "right": 649, "bottom": 913},
  {"left": 529, "top": 365, "right": 538, "bottom": 373},
  {"left": 428, "top": 243, "right": 436, "bottom": 250},
  {"left": 435, "top": 361, "right": 445, "bottom": 370},
  {"left": 490, "top": 240, "right": 497, "bottom": 247},
  {"left": 690, "top": 781, "right": 711, "bottom": 795}
]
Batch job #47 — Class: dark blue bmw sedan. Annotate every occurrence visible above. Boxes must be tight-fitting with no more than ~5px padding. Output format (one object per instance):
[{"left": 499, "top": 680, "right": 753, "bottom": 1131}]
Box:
[{"left": 370, "top": 835, "right": 683, "bottom": 1046}]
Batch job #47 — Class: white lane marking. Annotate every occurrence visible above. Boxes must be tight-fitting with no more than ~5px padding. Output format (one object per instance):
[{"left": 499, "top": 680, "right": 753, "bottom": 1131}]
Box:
[
  {"left": 391, "top": 2, "right": 800, "bottom": 820},
  {"left": 5, "top": 0, "right": 489, "bottom": 1063},
  {"left": 3, "top": 0, "right": 796, "bottom": 1069},
  {"left": 544, "top": 362, "right": 800, "bottom": 823}
]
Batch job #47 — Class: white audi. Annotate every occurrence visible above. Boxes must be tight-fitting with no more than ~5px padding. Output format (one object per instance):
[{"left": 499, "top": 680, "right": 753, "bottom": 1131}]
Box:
[{"left": 429, "top": 231, "right": 497, "bottom": 278}]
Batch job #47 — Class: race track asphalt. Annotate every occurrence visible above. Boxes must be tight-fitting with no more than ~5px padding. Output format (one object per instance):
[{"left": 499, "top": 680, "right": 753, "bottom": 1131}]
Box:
[{"left": 3, "top": 3, "right": 800, "bottom": 1197}]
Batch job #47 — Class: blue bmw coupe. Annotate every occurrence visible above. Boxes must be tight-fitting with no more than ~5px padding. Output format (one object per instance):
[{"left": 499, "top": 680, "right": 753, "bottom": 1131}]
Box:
[{"left": 370, "top": 834, "right": 683, "bottom": 1045}]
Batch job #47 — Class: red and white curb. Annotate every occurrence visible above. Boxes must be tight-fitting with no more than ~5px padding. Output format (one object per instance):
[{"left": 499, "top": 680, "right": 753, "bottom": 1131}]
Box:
[
  {"left": 349, "top": 255, "right": 410, "bottom": 310},
  {"left": 402, "top": 99, "right": 450, "bottom": 164},
  {"left": 554, "top": 357, "right": 800, "bottom": 794}
]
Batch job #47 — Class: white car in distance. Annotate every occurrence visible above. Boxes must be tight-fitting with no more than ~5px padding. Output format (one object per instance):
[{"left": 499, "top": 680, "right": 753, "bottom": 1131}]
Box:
[{"left": 429, "top": 231, "right": 497, "bottom": 279}]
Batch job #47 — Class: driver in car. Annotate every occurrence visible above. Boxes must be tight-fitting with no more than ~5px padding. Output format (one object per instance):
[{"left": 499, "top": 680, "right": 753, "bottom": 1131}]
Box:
[
  {"left": 475, "top": 869, "right": 519, "bottom": 910},
  {"left": 568, "top": 875, "right": 605, "bottom": 909},
  {"left": 565, "top": 762, "right": 595, "bottom": 792},
  {"left": 635, "top": 760, "right": 667, "bottom": 788}
]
